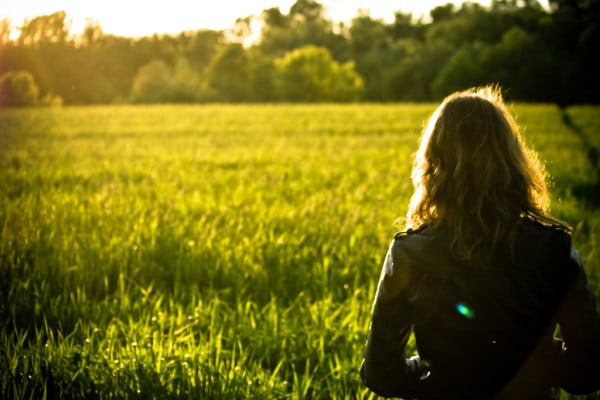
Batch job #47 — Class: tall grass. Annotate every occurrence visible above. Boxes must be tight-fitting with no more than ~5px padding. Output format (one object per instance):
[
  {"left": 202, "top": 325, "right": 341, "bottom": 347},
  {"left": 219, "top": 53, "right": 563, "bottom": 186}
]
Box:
[{"left": 0, "top": 104, "right": 598, "bottom": 399}]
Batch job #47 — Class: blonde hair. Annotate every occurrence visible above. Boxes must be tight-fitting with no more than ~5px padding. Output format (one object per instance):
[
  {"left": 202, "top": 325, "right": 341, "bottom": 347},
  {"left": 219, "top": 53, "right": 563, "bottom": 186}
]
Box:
[{"left": 407, "top": 85, "right": 569, "bottom": 261}]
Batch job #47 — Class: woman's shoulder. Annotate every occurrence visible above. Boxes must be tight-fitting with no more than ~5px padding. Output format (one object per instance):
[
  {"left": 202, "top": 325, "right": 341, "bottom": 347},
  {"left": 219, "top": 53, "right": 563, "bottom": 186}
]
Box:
[
  {"left": 514, "top": 218, "right": 577, "bottom": 276},
  {"left": 390, "top": 224, "right": 448, "bottom": 264},
  {"left": 393, "top": 225, "right": 431, "bottom": 240},
  {"left": 518, "top": 217, "right": 572, "bottom": 244}
]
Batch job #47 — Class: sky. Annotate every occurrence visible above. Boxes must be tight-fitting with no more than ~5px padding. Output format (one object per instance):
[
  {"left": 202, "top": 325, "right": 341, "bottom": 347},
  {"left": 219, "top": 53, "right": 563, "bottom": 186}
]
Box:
[{"left": 3, "top": 0, "right": 550, "bottom": 39}]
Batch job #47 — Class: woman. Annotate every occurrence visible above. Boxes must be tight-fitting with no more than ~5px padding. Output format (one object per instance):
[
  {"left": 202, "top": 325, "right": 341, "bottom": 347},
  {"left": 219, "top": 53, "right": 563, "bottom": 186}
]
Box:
[{"left": 360, "top": 86, "right": 600, "bottom": 399}]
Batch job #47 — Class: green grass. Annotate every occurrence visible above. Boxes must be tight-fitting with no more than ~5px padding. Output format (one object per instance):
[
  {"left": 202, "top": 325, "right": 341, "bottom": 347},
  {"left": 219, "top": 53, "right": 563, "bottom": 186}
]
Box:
[
  {"left": 566, "top": 105, "right": 600, "bottom": 149},
  {"left": 1, "top": 104, "right": 599, "bottom": 399}
]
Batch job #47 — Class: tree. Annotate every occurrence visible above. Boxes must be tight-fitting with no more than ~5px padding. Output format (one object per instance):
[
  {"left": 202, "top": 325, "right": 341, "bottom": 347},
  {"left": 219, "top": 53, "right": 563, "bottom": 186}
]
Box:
[
  {"left": 389, "top": 11, "right": 421, "bottom": 41},
  {"left": 0, "top": 70, "right": 40, "bottom": 106},
  {"left": 0, "top": 19, "right": 11, "bottom": 45},
  {"left": 130, "top": 57, "right": 205, "bottom": 103},
  {"left": 230, "top": 16, "right": 253, "bottom": 45},
  {"left": 289, "top": 0, "right": 324, "bottom": 21},
  {"left": 130, "top": 59, "right": 172, "bottom": 103},
  {"left": 430, "top": 4, "right": 456, "bottom": 23},
  {"left": 348, "top": 15, "right": 390, "bottom": 100},
  {"left": 246, "top": 48, "right": 277, "bottom": 102},
  {"left": 479, "top": 27, "right": 559, "bottom": 101},
  {"left": 171, "top": 57, "right": 204, "bottom": 102},
  {"left": 546, "top": 0, "right": 600, "bottom": 103},
  {"left": 263, "top": 7, "right": 288, "bottom": 29},
  {"left": 18, "top": 11, "right": 70, "bottom": 46},
  {"left": 383, "top": 39, "right": 454, "bottom": 101},
  {"left": 431, "top": 45, "right": 485, "bottom": 98},
  {"left": 274, "top": 45, "right": 363, "bottom": 102},
  {"left": 81, "top": 18, "right": 103, "bottom": 47},
  {"left": 258, "top": 7, "right": 293, "bottom": 56},
  {"left": 258, "top": 0, "right": 341, "bottom": 59},
  {"left": 350, "top": 14, "right": 388, "bottom": 55},
  {"left": 184, "top": 30, "right": 224, "bottom": 71},
  {"left": 206, "top": 43, "right": 250, "bottom": 102}
]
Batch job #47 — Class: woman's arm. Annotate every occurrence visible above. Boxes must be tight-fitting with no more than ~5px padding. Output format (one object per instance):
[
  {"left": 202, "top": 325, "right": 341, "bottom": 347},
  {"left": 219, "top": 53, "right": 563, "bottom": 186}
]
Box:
[
  {"left": 360, "top": 239, "right": 428, "bottom": 398},
  {"left": 556, "top": 244, "right": 600, "bottom": 394}
]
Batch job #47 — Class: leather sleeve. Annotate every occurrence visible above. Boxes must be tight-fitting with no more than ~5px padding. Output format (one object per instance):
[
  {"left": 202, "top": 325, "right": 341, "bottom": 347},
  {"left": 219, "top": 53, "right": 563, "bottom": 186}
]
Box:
[
  {"left": 360, "top": 239, "right": 427, "bottom": 398},
  {"left": 555, "top": 243, "right": 600, "bottom": 394}
]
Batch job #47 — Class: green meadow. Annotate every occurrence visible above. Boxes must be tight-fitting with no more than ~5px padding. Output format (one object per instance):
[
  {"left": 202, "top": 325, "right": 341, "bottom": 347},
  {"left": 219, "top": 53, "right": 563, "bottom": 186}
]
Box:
[{"left": 1, "top": 104, "right": 599, "bottom": 399}]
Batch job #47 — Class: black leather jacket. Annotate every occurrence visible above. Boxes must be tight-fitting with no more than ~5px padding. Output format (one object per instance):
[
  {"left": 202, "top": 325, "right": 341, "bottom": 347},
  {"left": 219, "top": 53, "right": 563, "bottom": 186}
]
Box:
[{"left": 361, "top": 219, "right": 600, "bottom": 399}]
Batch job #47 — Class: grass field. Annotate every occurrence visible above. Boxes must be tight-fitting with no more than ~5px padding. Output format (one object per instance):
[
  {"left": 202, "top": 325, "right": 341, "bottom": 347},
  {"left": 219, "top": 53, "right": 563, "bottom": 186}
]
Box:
[{"left": 1, "top": 104, "right": 599, "bottom": 399}]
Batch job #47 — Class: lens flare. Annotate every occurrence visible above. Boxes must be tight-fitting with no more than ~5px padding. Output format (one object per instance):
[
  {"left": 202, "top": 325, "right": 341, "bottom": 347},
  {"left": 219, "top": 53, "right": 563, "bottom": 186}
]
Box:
[{"left": 456, "top": 302, "right": 474, "bottom": 319}]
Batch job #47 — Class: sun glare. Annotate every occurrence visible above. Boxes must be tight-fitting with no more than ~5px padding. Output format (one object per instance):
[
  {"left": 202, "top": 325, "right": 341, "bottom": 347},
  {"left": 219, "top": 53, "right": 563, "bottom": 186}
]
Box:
[{"left": 4, "top": 0, "right": 549, "bottom": 40}]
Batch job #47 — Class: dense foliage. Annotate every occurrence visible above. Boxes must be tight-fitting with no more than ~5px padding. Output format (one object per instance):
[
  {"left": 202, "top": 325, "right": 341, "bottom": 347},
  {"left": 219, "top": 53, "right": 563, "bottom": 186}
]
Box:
[
  {"left": 0, "top": 0, "right": 598, "bottom": 104},
  {"left": 0, "top": 70, "right": 40, "bottom": 106},
  {"left": 1, "top": 104, "right": 599, "bottom": 398}
]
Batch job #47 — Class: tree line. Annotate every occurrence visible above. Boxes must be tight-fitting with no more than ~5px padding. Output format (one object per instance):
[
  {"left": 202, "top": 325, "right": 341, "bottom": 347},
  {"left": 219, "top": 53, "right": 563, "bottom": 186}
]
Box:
[{"left": 0, "top": 0, "right": 598, "bottom": 106}]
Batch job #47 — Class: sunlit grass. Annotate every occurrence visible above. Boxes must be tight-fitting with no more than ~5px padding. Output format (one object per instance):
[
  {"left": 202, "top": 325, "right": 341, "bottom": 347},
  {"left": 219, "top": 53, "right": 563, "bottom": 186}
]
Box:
[{"left": 1, "top": 104, "right": 598, "bottom": 399}]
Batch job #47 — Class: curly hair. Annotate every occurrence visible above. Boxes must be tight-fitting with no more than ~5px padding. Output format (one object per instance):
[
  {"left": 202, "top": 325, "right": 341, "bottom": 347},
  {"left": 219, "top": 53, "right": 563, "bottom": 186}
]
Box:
[{"left": 406, "top": 85, "right": 569, "bottom": 261}]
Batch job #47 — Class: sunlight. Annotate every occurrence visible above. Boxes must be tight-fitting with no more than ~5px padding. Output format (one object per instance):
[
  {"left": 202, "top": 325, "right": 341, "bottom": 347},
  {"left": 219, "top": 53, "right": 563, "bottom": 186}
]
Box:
[{"left": 4, "top": 0, "right": 550, "bottom": 40}]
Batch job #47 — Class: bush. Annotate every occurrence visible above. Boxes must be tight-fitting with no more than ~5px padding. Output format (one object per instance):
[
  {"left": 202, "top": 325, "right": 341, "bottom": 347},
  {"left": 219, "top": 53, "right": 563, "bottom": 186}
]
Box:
[
  {"left": 0, "top": 70, "right": 63, "bottom": 107},
  {"left": 129, "top": 59, "right": 172, "bottom": 103},
  {"left": 275, "top": 46, "right": 363, "bottom": 102},
  {"left": 0, "top": 70, "right": 40, "bottom": 107},
  {"left": 130, "top": 58, "right": 206, "bottom": 103}
]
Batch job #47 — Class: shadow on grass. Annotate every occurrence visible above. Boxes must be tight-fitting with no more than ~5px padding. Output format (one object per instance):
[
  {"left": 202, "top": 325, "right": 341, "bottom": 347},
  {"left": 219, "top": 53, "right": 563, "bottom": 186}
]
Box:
[
  {"left": 561, "top": 109, "right": 600, "bottom": 209},
  {"left": 572, "top": 181, "right": 600, "bottom": 209}
]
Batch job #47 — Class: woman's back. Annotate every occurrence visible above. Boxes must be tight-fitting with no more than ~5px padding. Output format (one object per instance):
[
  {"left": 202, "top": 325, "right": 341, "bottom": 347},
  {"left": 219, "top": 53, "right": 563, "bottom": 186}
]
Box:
[
  {"left": 362, "top": 219, "right": 599, "bottom": 399},
  {"left": 395, "top": 219, "right": 589, "bottom": 398}
]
